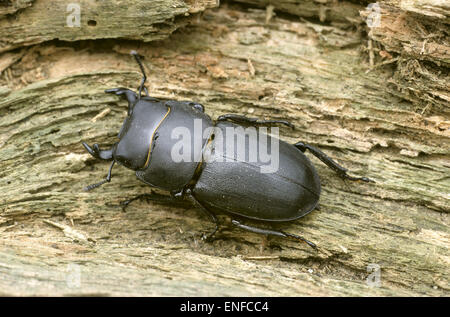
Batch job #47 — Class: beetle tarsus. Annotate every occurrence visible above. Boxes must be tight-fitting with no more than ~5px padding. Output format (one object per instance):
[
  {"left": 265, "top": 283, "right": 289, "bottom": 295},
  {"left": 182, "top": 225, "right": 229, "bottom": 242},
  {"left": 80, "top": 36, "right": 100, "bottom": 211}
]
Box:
[
  {"left": 231, "top": 219, "right": 317, "bottom": 250},
  {"left": 83, "top": 179, "right": 108, "bottom": 191},
  {"left": 294, "top": 141, "right": 374, "bottom": 183},
  {"left": 281, "top": 231, "right": 317, "bottom": 249}
]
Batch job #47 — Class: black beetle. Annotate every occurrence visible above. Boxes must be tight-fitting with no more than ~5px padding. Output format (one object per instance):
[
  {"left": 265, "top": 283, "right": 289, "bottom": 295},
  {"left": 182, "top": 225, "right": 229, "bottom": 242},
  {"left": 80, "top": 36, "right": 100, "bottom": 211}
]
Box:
[{"left": 83, "top": 51, "right": 372, "bottom": 249}]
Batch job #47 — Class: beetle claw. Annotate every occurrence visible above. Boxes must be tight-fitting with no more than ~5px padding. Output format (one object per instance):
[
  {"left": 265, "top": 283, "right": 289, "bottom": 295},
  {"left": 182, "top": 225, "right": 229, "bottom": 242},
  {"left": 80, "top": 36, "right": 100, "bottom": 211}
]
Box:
[{"left": 82, "top": 142, "right": 98, "bottom": 158}]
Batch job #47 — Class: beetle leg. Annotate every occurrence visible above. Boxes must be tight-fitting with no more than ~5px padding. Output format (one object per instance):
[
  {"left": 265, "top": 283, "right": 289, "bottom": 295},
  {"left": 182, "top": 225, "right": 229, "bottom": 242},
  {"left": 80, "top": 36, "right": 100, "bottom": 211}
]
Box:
[
  {"left": 217, "top": 114, "right": 294, "bottom": 129},
  {"left": 184, "top": 189, "right": 219, "bottom": 241},
  {"left": 120, "top": 191, "right": 191, "bottom": 212},
  {"left": 231, "top": 219, "right": 317, "bottom": 249},
  {"left": 294, "top": 142, "right": 374, "bottom": 183}
]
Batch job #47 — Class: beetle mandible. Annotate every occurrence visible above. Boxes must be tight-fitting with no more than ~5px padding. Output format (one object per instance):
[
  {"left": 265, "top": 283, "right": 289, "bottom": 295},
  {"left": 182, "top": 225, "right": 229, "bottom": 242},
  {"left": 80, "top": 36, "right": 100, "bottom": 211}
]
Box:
[{"left": 82, "top": 51, "right": 373, "bottom": 249}]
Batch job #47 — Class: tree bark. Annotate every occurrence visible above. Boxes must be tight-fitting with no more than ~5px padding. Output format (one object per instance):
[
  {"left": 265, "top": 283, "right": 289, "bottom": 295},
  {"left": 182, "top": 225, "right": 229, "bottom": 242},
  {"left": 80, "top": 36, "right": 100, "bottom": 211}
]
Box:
[{"left": 0, "top": 0, "right": 448, "bottom": 296}]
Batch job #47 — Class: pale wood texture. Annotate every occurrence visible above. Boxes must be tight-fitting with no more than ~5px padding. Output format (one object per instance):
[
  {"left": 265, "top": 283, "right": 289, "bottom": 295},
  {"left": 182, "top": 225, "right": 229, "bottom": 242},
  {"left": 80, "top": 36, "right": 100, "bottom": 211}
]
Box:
[
  {"left": 0, "top": 1, "right": 448, "bottom": 296},
  {"left": 0, "top": 0, "right": 34, "bottom": 18},
  {"left": 0, "top": 0, "right": 218, "bottom": 53}
]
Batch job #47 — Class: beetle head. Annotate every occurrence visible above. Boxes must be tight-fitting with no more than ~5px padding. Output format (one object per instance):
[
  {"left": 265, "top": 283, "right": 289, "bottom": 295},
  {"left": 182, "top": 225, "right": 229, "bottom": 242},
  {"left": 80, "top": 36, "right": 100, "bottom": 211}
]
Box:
[
  {"left": 82, "top": 98, "right": 170, "bottom": 191},
  {"left": 82, "top": 138, "right": 140, "bottom": 191},
  {"left": 82, "top": 115, "right": 148, "bottom": 191},
  {"left": 82, "top": 50, "right": 157, "bottom": 191}
]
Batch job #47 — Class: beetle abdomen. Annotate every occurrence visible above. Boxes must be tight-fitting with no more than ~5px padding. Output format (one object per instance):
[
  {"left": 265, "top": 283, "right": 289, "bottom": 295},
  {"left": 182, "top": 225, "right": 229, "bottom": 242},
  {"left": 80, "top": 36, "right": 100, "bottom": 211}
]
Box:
[{"left": 193, "top": 122, "right": 321, "bottom": 221}]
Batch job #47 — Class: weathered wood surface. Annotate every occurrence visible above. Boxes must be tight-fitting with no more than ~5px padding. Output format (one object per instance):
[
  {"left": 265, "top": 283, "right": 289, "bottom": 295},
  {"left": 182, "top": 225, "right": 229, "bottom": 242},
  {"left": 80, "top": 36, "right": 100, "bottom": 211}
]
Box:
[
  {"left": 237, "top": 0, "right": 450, "bottom": 118},
  {"left": 0, "top": 0, "right": 218, "bottom": 53},
  {"left": 362, "top": 0, "right": 449, "bottom": 119},
  {"left": 0, "top": 1, "right": 449, "bottom": 296},
  {"left": 235, "top": 0, "right": 365, "bottom": 24},
  {"left": 0, "top": 0, "right": 34, "bottom": 18}
]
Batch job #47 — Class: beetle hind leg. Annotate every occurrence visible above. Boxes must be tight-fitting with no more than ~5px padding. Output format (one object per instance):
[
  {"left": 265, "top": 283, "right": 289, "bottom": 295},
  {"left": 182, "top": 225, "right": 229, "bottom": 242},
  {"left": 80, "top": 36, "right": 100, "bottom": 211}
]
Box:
[
  {"left": 294, "top": 142, "right": 374, "bottom": 183},
  {"left": 231, "top": 219, "right": 317, "bottom": 249}
]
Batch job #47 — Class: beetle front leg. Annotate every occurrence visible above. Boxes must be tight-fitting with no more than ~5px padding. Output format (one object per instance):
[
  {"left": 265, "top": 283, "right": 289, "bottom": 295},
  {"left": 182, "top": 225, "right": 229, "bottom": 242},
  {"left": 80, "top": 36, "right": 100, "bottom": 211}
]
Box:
[
  {"left": 294, "top": 142, "right": 374, "bottom": 183},
  {"left": 231, "top": 219, "right": 317, "bottom": 249},
  {"left": 217, "top": 114, "right": 294, "bottom": 129}
]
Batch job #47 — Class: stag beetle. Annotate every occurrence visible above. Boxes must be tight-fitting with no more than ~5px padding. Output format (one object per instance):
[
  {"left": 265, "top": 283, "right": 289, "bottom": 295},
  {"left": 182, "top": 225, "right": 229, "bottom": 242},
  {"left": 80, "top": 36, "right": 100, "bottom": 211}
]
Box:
[{"left": 82, "top": 51, "right": 373, "bottom": 249}]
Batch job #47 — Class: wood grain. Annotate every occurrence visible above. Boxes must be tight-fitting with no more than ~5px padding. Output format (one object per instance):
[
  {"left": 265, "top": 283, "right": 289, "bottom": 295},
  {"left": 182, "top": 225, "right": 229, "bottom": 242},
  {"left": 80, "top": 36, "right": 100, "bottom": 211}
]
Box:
[{"left": 0, "top": 1, "right": 448, "bottom": 296}]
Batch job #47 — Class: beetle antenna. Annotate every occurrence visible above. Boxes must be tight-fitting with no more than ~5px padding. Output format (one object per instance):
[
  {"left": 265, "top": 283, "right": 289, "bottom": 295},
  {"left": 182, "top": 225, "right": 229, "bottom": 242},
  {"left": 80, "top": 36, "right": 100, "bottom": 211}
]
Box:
[
  {"left": 130, "top": 50, "right": 147, "bottom": 98},
  {"left": 84, "top": 161, "right": 115, "bottom": 191}
]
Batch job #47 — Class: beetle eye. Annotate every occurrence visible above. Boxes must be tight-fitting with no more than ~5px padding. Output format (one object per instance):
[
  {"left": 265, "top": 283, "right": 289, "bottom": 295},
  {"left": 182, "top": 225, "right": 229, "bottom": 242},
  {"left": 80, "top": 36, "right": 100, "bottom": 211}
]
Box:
[{"left": 189, "top": 102, "right": 204, "bottom": 112}]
